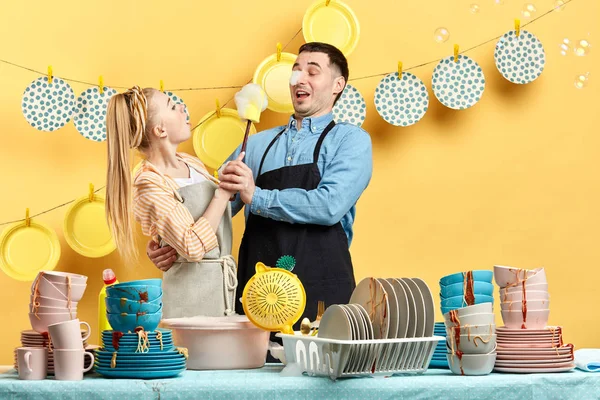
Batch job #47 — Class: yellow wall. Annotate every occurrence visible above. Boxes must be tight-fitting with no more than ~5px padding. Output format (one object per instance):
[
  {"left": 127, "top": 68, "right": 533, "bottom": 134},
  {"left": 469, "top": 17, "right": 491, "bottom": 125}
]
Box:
[{"left": 0, "top": 0, "right": 598, "bottom": 364}]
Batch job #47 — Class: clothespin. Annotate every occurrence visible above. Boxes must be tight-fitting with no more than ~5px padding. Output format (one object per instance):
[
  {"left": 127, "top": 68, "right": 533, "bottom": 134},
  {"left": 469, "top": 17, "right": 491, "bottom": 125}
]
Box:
[
  {"left": 454, "top": 44, "right": 459, "bottom": 63},
  {"left": 276, "top": 43, "right": 282, "bottom": 62},
  {"left": 216, "top": 99, "right": 222, "bottom": 118},
  {"left": 326, "top": 0, "right": 331, "bottom": 5},
  {"left": 47, "top": 66, "right": 53, "bottom": 84},
  {"left": 99, "top": 76, "right": 104, "bottom": 94},
  {"left": 515, "top": 19, "right": 521, "bottom": 37},
  {"left": 89, "top": 183, "right": 95, "bottom": 202},
  {"left": 25, "top": 208, "right": 30, "bottom": 227},
  {"left": 160, "top": 80, "right": 164, "bottom": 93},
  {"left": 398, "top": 61, "right": 403, "bottom": 80},
  {"left": 213, "top": 170, "right": 219, "bottom": 180}
]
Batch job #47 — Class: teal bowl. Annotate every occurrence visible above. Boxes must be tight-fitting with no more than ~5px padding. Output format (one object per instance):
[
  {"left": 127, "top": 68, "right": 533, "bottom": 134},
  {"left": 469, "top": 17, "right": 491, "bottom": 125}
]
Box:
[
  {"left": 107, "top": 309, "right": 162, "bottom": 333},
  {"left": 111, "top": 279, "right": 162, "bottom": 288},
  {"left": 440, "top": 281, "right": 494, "bottom": 298},
  {"left": 106, "top": 285, "right": 162, "bottom": 302},
  {"left": 439, "top": 271, "right": 493, "bottom": 287},
  {"left": 105, "top": 296, "right": 162, "bottom": 314}
]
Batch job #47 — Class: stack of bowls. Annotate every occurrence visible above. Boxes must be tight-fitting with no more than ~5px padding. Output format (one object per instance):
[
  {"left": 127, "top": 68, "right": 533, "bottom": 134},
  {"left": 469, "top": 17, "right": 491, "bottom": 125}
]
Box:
[
  {"left": 444, "top": 303, "right": 497, "bottom": 375},
  {"left": 29, "top": 271, "right": 87, "bottom": 333},
  {"left": 439, "top": 270, "right": 494, "bottom": 314},
  {"left": 494, "top": 265, "right": 549, "bottom": 329},
  {"left": 105, "top": 279, "right": 163, "bottom": 333}
]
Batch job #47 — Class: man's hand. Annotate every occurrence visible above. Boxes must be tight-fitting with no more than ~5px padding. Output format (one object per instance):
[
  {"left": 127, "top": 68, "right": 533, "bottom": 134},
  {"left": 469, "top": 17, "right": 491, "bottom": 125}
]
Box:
[
  {"left": 219, "top": 155, "right": 255, "bottom": 205},
  {"left": 146, "top": 240, "right": 177, "bottom": 272}
]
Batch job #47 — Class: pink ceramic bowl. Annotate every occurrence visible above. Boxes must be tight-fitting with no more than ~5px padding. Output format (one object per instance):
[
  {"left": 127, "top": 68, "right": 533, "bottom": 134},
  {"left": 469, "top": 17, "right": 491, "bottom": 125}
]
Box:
[
  {"left": 500, "top": 299, "right": 550, "bottom": 312},
  {"left": 500, "top": 309, "right": 549, "bottom": 329},
  {"left": 31, "top": 277, "right": 86, "bottom": 302},
  {"left": 28, "top": 312, "right": 78, "bottom": 334},
  {"left": 29, "top": 304, "right": 78, "bottom": 314},
  {"left": 494, "top": 266, "right": 547, "bottom": 288},
  {"left": 35, "top": 271, "right": 87, "bottom": 286},
  {"left": 30, "top": 295, "right": 78, "bottom": 309},
  {"left": 500, "top": 282, "right": 548, "bottom": 295},
  {"left": 499, "top": 290, "right": 549, "bottom": 302}
]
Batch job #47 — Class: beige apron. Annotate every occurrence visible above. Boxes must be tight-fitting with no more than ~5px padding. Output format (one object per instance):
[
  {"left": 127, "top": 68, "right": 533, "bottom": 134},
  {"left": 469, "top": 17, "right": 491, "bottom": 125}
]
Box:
[{"left": 159, "top": 180, "right": 237, "bottom": 319}]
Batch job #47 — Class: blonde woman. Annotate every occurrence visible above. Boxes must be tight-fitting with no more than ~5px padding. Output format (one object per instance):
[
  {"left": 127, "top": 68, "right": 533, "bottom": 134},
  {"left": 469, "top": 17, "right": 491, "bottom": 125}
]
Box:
[{"left": 105, "top": 86, "right": 240, "bottom": 319}]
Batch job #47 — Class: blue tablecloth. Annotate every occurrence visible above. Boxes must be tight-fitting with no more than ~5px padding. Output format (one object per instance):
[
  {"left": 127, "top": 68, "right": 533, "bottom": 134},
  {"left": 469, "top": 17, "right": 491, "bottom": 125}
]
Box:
[{"left": 1, "top": 365, "right": 599, "bottom": 399}]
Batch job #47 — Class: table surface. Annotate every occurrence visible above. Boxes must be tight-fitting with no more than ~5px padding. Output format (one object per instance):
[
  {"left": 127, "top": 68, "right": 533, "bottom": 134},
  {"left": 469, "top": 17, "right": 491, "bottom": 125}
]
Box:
[{"left": 2, "top": 365, "right": 599, "bottom": 400}]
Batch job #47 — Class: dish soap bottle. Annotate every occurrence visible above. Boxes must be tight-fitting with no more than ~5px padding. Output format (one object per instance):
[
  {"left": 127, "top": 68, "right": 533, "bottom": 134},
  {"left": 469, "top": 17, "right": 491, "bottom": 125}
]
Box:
[{"left": 98, "top": 269, "right": 118, "bottom": 344}]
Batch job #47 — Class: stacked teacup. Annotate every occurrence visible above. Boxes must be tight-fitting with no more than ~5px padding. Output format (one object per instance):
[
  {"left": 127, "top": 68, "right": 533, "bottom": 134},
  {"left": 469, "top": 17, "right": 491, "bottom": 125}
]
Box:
[
  {"left": 29, "top": 271, "right": 87, "bottom": 333},
  {"left": 46, "top": 319, "right": 95, "bottom": 380}
]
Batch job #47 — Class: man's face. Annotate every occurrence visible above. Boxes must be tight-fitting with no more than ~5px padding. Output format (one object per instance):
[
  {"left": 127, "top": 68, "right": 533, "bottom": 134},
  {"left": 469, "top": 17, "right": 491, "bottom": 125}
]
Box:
[{"left": 290, "top": 51, "right": 345, "bottom": 118}]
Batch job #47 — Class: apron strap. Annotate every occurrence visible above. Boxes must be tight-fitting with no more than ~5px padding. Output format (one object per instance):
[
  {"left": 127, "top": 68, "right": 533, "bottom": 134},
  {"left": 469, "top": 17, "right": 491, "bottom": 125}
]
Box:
[
  {"left": 221, "top": 255, "right": 238, "bottom": 316},
  {"left": 257, "top": 128, "right": 286, "bottom": 177},
  {"left": 312, "top": 120, "right": 336, "bottom": 163}
]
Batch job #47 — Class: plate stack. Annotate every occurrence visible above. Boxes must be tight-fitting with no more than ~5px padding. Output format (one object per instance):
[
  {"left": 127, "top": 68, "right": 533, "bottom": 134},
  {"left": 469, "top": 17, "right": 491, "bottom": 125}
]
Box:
[
  {"left": 95, "top": 328, "right": 187, "bottom": 379},
  {"left": 430, "top": 322, "right": 449, "bottom": 368},
  {"left": 13, "top": 330, "right": 96, "bottom": 374}
]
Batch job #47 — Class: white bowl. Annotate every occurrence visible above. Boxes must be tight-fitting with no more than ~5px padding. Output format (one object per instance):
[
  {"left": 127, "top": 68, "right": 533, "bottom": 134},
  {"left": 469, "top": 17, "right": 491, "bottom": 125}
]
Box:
[
  {"left": 28, "top": 312, "right": 78, "bottom": 333},
  {"left": 445, "top": 324, "right": 496, "bottom": 337},
  {"left": 447, "top": 352, "right": 496, "bottom": 375},
  {"left": 501, "top": 309, "right": 549, "bottom": 329},
  {"left": 444, "top": 312, "right": 495, "bottom": 328},
  {"left": 500, "top": 299, "right": 550, "bottom": 311},
  {"left": 268, "top": 342, "right": 287, "bottom": 365},
  {"left": 32, "top": 271, "right": 87, "bottom": 288},
  {"left": 31, "top": 277, "right": 86, "bottom": 302},
  {"left": 446, "top": 333, "right": 497, "bottom": 354},
  {"left": 494, "top": 266, "right": 547, "bottom": 288},
  {"left": 29, "top": 304, "right": 77, "bottom": 314},
  {"left": 443, "top": 303, "right": 493, "bottom": 321},
  {"left": 499, "top": 290, "right": 549, "bottom": 302},
  {"left": 30, "top": 295, "right": 78, "bottom": 309}
]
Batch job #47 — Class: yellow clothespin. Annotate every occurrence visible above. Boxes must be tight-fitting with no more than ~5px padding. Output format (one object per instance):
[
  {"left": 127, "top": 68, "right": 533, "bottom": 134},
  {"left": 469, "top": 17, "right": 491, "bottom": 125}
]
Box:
[
  {"left": 89, "top": 183, "right": 95, "bottom": 202},
  {"left": 454, "top": 44, "right": 459, "bottom": 63},
  {"left": 216, "top": 99, "right": 222, "bottom": 118},
  {"left": 47, "top": 66, "right": 53, "bottom": 84},
  {"left": 398, "top": 61, "right": 403, "bottom": 80},
  {"left": 515, "top": 19, "right": 521, "bottom": 37},
  {"left": 25, "top": 208, "right": 31, "bottom": 227},
  {"left": 99, "top": 76, "right": 104, "bottom": 94},
  {"left": 160, "top": 80, "right": 164, "bottom": 93},
  {"left": 276, "top": 43, "right": 282, "bottom": 62},
  {"left": 326, "top": 0, "right": 331, "bottom": 5},
  {"left": 213, "top": 170, "right": 219, "bottom": 180}
]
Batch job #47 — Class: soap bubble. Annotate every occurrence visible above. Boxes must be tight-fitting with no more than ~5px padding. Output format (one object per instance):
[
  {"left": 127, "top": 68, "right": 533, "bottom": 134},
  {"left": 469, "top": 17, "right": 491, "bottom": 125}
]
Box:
[
  {"left": 494, "top": 0, "right": 504, "bottom": 4},
  {"left": 559, "top": 38, "right": 571, "bottom": 56},
  {"left": 574, "top": 73, "right": 590, "bottom": 89},
  {"left": 434, "top": 27, "right": 450, "bottom": 43},
  {"left": 573, "top": 39, "right": 591, "bottom": 56},
  {"left": 470, "top": 4, "right": 480, "bottom": 13},
  {"left": 521, "top": 3, "right": 537, "bottom": 18},
  {"left": 554, "top": 0, "right": 566, "bottom": 11}
]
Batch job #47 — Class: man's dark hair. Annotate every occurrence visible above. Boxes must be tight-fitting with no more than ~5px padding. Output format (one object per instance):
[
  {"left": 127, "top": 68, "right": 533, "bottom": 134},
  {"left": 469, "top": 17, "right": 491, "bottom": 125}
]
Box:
[{"left": 298, "top": 42, "right": 349, "bottom": 105}]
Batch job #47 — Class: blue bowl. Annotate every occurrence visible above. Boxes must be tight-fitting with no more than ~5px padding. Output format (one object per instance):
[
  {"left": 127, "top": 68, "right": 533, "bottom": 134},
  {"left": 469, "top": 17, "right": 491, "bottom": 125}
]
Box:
[
  {"left": 439, "top": 271, "right": 493, "bottom": 287},
  {"left": 440, "top": 281, "right": 494, "bottom": 298},
  {"left": 105, "top": 296, "right": 162, "bottom": 314},
  {"left": 441, "top": 294, "right": 494, "bottom": 309},
  {"left": 107, "top": 309, "right": 162, "bottom": 332},
  {"left": 111, "top": 279, "right": 162, "bottom": 288},
  {"left": 106, "top": 285, "right": 162, "bottom": 302}
]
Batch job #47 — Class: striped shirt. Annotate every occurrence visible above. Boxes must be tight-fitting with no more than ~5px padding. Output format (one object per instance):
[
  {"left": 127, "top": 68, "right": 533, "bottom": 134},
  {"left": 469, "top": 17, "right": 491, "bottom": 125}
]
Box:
[{"left": 133, "top": 153, "right": 219, "bottom": 262}]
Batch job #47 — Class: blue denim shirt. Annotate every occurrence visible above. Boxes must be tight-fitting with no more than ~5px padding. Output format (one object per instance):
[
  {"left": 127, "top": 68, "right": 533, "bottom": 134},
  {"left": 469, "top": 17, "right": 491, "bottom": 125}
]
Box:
[{"left": 224, "top": 112, "right": 372, "bottom": 246}]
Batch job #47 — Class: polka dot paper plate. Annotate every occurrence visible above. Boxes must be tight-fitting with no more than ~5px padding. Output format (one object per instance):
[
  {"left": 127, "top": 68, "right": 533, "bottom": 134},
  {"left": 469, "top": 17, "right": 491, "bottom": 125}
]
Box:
[
  {"left": 333, "top": 84, "right": 366, "bottom": 126},
  {"left": 22, "top": 77, "right": 75, "bottom": 131},
  {"left": 73, "top": 87, "right": 117, "bottom": 142},
  {"left": 375, "top": 72, "right": 429, "bottom": 127},
  {"left": 494, "top": 30, "right": 546, "bottom": 84},
  {"left": 165, "top": 91, "right": 190, "bottom": 122},
  {"left": 432, "top": 55, "right": 485, "bottom": 110}
]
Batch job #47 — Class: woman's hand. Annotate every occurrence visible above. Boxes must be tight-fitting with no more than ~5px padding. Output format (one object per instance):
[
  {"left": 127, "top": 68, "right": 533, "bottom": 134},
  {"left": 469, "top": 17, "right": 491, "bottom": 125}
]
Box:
[{"left": 146, "top": 240, "right": 177, "bottom": 272}]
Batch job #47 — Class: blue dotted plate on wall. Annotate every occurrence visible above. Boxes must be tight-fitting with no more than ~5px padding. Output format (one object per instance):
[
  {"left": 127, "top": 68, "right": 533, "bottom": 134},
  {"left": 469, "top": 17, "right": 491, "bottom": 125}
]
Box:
[
  {"left": 73, "top": 87, "right": 117, "bottom": 142},
  {"left": 494, "top": 30, "right": 546, "bottom": 84},
  {"left": 333, "top": 84, "right": 366, "bottom": 126},
  {"left": 22, "top": 77, "right": 75, "bottom": 131},
  {"left": 375, "top": 72, "right": 428, "bottom": 126},
  {"left": 165, "top": 91, "right": 190, "bottom": 122},
  {"left": 432, "top": 55, "right": 485, "bottom": 110}
]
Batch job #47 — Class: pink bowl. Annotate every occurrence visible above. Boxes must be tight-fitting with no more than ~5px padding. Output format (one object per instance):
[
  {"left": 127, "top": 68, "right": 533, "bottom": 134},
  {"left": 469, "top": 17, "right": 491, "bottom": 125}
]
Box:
[
  {"left": 28, "top": 312, "right": 78, "bottom": 333},
  {"left": 500, "top": 299, "right": 550, "bottom": 311},
  {"left": 499, "top": 290, "right": 549, "bottom": 302},
  {"left": 31, "top": 276, "right": 86, "bottom": 302},
  {"left": 34, "top": 271, "right": 87, "bottom": 287},
  {"left": 30, "top": 295, "right": 78, "bottom": 309},
  {"left": 494, "top": 266, "right": 547, "bottom": 288},
  {"left": 29, "top": 304, "right": 77, "bottom": 314},
  {"left": 500, "top": 309, "right": 549, "bottom": 329},
  {"left": 500, "top": 283, "right": 548, "bottom": 295}
]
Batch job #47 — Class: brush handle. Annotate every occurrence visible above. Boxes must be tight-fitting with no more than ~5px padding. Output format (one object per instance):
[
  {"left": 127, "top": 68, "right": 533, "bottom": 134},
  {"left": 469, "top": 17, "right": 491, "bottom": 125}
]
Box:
[{"left": 229, "top": 120, "right": 253, "bottom": 201}]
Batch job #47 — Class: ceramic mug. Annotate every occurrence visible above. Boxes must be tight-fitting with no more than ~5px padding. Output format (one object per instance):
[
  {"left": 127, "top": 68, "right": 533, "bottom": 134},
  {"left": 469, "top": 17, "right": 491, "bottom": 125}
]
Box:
[
  {"left": 53, "top": 349, "right": 94, "bottom": 381},
  {"left": 17, "top": 347, "right": 48, "bottom": 380},
  {"left": 48, "top": 319, "right": 90, "bottom": 349}
]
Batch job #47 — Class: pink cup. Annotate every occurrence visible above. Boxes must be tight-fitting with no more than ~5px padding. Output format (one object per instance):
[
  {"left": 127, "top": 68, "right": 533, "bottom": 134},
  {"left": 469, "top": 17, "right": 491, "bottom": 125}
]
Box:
[
  {"left": 53, "top": 349, "right": 94, "bottom": 381},
  {"left": 48, "top": 319, "right": 90, "bottom": 350},
  {"left": 17, "top": 347, "right": 48, "bottom": 380}
]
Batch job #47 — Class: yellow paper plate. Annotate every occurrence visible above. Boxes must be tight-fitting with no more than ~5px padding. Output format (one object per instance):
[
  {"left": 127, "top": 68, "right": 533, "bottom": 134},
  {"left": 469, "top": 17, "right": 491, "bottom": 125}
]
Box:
[
  {"left": 253, "top": 52, "right": 296, "bottom": 114},
  {"left": 193, "top": 108, "right": 257, "bottom": 170},
  {"left": 0, "top": 220, "right": 61, "bottom": 281},
  {"left": 302, "top": 0, "right": 360, "bottom": 56},
  {"left": 63, "top": 194, "right": 116, "bottom": 258}
]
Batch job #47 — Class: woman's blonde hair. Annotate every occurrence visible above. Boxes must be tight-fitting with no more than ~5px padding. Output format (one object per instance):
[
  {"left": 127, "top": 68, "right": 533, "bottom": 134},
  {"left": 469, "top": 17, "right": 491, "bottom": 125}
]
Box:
[{"left": 106, "top": 86, "right": 158, "bottom": 264}]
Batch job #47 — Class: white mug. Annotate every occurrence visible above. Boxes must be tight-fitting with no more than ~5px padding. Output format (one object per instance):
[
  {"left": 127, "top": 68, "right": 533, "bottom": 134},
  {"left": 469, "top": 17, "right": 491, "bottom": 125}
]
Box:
[
  {"left": 53, "top": 349, "right": 94, "bottom": 381},
  {"left": 17, "top": 347, "right": 48, "bottom": 380},
  {"left": 48, "top": 319, "right": 90, "bottom": 350}
]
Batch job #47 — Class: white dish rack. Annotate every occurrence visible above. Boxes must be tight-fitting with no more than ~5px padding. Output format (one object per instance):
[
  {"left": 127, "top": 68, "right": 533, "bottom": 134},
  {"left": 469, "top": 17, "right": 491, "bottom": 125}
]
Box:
[{"left": 277, "top": 333, "right": 445, "bottom": 380}]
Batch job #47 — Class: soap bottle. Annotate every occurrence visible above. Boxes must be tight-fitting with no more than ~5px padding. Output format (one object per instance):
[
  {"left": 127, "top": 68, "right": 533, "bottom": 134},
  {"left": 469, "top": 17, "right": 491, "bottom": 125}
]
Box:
[{"left": 98, "top": 269, "right": 118, "bottom": 344}]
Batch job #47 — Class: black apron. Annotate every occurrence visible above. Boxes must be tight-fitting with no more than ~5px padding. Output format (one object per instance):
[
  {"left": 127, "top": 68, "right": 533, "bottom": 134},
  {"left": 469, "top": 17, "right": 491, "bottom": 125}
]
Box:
[{"left": 236, "top": 121, "right": 356, "bottom": 353}]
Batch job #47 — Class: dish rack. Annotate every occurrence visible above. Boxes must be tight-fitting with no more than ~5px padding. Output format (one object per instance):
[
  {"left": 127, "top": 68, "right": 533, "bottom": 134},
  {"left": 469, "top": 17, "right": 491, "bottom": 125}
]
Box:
[{"left": 277, "top": 333, "right": 445, "bottom": 380}]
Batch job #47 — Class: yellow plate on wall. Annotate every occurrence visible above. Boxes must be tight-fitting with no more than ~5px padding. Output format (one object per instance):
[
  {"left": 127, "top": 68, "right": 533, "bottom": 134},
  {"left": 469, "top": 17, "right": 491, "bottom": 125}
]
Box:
[
  {"left": 302, "top": 0, "right": 360, "bottom": 57},
  {"left": 63, "top": 194, "right": 116, "bottom": 258},
  {"left": 193, "top": 108, "right": 257, "bottom": 170},
  {"left": 0, "top": 220, "right": 61, "bottom": 281},
  {"left": 253, "top": 52, "right": 296, "bottom": 114}
]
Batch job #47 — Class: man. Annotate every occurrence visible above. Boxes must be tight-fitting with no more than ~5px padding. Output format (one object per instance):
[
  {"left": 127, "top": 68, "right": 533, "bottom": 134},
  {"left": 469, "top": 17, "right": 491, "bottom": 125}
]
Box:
[{"left": 147, "top": 42, "right": 372, "bottom": 325}]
